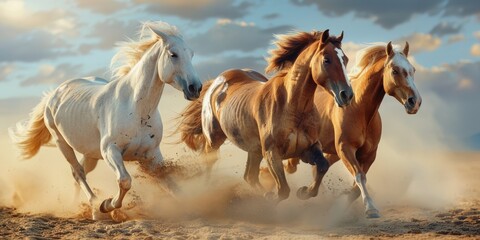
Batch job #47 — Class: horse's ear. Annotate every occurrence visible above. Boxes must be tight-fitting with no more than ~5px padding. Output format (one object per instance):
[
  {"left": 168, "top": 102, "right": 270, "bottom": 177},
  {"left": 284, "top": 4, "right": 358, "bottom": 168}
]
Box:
[
  {"left": 386, "top": 41, "right": 394, "bottom": 57},
  {"left": 403, "top": 41, "right": 409, "bottom": 57},
  {"left": 320, "top": 29, "right": 330, "bottom": 44},
  {"left": 146, "top": 23, "right": 169, "bottom": 41},
  {"left": 337, "top": 31, "right": 344, "bottom": 42}
]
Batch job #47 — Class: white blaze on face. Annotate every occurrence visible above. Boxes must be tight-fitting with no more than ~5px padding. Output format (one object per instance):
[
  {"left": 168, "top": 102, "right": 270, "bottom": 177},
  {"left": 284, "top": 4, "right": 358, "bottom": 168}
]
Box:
[
  {"left": 392, "top": 54, "right": 416, "bottom": 88},
  {"left": 202, "top": 76, "right": 226, "bottom": 145},
  {"left": 335, "top": 48, "right": 350, "bottom": 86}
]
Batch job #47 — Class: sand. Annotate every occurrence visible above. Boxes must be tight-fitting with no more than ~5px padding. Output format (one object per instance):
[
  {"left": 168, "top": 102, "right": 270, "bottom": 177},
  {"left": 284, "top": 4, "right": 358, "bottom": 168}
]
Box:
[{"left": 0, "top": 151, "right": 479, "bottom": 239}]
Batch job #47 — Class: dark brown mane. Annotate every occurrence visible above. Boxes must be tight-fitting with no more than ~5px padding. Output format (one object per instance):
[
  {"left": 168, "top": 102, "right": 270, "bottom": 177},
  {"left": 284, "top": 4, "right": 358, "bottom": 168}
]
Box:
[{"left": 265, "top": 31, "right": 342, "bottom": 74}]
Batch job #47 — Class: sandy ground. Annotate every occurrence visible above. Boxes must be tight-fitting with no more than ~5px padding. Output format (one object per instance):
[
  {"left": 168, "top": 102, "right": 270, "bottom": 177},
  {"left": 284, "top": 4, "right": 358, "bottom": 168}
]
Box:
[{"left": 0, "top": 150, "right": 479, "bottom": 239}]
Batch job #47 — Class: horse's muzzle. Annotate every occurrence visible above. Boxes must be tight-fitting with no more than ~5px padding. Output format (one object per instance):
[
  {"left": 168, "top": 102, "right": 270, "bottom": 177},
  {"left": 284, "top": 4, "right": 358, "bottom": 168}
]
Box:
[
  {"left": 184, "top": 81, "right": 202, "bottom": 100},
  {"left": 334, "top": 88, "right": 354, "bottom": 108},
  {"left": 404, "top": 95, "right": 421, "bottom": 114}
]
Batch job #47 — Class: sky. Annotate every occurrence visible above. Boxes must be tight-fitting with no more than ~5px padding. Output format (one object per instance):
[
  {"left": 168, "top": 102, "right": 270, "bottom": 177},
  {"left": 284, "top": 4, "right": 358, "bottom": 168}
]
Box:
[{"left": 0, "top": 0, "right": 479, "bottom": 147}]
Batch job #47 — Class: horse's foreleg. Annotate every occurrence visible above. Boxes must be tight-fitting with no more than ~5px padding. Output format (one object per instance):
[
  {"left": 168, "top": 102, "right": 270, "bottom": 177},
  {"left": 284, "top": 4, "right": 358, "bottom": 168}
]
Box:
[
  {"left": 244, "top": 151, "right": 263, "bottom": 191},
  {"left": 296, "top": 143, "right": 330, "bottom": 200},
  {"left": 264, "top": 150, "right": 290, "bottom": 203},
  {"left": 99, "top": 144, "right": 131, "bottom": 213},
  {"left": 337, "top": 143, "right": 379, "bottom": 218}
]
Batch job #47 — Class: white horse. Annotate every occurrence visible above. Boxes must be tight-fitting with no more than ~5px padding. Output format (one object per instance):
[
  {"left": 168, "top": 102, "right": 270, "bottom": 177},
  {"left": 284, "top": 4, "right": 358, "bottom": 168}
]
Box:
[{"left": 9, "top": 21, "right": 202, "bottom": 219}]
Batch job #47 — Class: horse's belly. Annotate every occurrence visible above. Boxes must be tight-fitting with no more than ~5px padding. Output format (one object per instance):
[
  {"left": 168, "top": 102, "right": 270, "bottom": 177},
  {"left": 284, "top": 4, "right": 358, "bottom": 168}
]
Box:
[
  {"left": 221, "top": 117, "right": 260, "bottom": 152},
  {"left": 55, "top": 113, "right": 102, "bottom": 157}
]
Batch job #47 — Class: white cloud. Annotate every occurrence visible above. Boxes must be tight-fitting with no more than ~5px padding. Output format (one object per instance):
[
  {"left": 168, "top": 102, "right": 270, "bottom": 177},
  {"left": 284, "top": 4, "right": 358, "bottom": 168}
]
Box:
[
  {"left": 75, "top": 0, "right": 127, "bottom": 14},
  {"left": 474, "top": 31, "right": 480, "bottom": 40},
  {"left": 447, "top": 34, "right": 464, "bottom": 44},
  {"left": 0, "top": 63, "right": 15, "bottom": 82},
  {"left": 79, "top": 19, "right": 138, "bottom": 54},
  {"left": 470, "top": 44, "right": 480, "bottom": 56},
  {"left": 397, "top": 33, "right": 442, "bottom": 54},
  {"left": 188, "top": 21, "right": 291, "bottom": 55},
  {"left": 134, "top": 0, "right": 252, "bottom": 20},
  {"left": 21, "top": 63, "right": 83, "bottom": 86},
  {"left": 0, "top": 0, "right": 77, "bottom": 36}
]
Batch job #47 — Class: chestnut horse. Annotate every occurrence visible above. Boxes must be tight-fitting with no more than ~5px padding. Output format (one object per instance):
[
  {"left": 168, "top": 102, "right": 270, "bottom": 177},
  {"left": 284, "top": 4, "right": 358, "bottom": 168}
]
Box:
[
  {"left": 273, "top": 42, "right": 422, "bottom": 217},
  {"left": 178, "top": 30, "right": 353, "bottom": 202}
]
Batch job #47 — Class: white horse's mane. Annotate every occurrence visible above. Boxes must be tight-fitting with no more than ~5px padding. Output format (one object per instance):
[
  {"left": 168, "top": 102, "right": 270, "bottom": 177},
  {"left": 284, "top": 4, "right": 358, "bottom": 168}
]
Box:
[{"left": 110, "top": 21, "right": 182, "bottom": 80}]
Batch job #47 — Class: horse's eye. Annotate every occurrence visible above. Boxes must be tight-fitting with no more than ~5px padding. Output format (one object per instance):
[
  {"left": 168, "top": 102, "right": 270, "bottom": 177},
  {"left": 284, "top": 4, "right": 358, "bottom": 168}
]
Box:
[
  {"left": 323, "top": 58, "right": 330, "bottom": 64},
  {"left": 392, "top": 69, "right": 398, "bottom": 75},
  {"left": 170, "top": 52, "right": 178, "bottom": 58}
]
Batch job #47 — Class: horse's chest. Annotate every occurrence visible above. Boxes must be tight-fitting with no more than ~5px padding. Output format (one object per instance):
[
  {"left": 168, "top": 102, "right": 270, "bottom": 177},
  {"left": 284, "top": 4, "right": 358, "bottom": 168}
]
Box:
[{"left": 113, "top": 119, "right": 162, "bottom": 160}]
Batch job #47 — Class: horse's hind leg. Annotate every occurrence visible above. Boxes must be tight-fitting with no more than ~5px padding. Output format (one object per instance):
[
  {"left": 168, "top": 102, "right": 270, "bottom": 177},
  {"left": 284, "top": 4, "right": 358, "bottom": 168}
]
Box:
[
  {"left": 201, "top": 135, "right": 226, "bottom": 181},
  {"left": 244, "top": 151, "right": 263, "bottom": 190},
  {"left": 99, "top": 143, "right": 131, "bottom": 213},
  {"left": 55, "top": 140, "right": 96, "bottom": 203},
  {"left": 202, "top": 146, "right": 219, "bottom": 182},
  {"left": 74, "top": 156, "right": 99, "bottom": 201}
]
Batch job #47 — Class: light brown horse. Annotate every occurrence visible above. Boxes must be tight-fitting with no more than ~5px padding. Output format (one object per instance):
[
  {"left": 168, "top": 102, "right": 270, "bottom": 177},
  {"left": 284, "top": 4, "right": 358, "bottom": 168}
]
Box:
[
  {"left": 269, "top": 42, "right": 422, "bottom": 217},
  {"left": 178, "top": 30, "right": 353, "bottom": 202}
]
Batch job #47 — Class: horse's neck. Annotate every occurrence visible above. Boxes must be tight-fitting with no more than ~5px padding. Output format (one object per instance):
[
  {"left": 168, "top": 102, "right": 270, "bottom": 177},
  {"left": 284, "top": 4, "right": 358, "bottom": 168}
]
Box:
[
  {"left": 120, "top": 43, "right": 165, "bottom": 115},
  {"left": 353, "top": 63, "right": 385, "bottom": 123},
  {"left": 280, "top": 56, "right": 316, "bottom": 113}
]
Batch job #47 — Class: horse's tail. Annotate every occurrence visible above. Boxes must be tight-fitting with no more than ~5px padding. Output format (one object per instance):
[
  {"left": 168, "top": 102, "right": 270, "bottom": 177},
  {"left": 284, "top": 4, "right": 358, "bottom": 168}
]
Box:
[
  {"left": 9, "top": 92, "right": 53, "bottom": 159},
  {"left": 176, "top": 80, "right": 213, "bottom": 152}
]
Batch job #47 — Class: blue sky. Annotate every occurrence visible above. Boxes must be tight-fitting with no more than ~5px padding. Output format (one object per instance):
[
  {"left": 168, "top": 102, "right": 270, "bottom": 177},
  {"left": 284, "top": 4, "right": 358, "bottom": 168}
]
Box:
[{"left": 0, "top": 0, "right": 479, "bottom": 146}]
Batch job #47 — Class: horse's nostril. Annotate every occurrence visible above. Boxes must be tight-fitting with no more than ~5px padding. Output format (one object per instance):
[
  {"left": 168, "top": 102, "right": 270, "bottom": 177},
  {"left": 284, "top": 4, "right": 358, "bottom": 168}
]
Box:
[
  {"left": 408, "top": 97, "right": 415, "bottom": 106},
  {"left": 339, "top": 90, "right": 347, "bottom": 101},
  {"left": 188, "top": 84, "right": 195, "bottom": 94},
  {"left": 198, "top": 85, "right": 202, "bottom": 94}
]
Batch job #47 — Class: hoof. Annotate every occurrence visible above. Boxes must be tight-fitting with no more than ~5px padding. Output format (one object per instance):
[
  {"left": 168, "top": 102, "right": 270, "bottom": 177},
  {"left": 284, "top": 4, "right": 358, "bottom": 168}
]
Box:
[
  {"left": 99, "top": 198, "right": 113, "bottom": 213},
  {"left": 296, "top": 186, "right": 311, "bottom": 200},
  {"left": 366, "top": 209, "right": 380, "bottom": 218}
]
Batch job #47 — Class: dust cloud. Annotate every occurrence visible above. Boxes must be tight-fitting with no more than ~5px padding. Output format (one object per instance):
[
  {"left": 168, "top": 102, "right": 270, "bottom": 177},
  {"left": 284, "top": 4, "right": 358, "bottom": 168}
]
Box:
[{"left": 0, "top": 83, "right": 477, "bottom": 227}]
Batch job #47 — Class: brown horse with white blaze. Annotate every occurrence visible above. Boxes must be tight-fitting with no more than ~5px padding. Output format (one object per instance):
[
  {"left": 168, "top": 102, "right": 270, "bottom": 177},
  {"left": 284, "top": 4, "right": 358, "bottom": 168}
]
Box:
[
  {"left": 274, "top": 42, "right": 422, "bottom": 218},
  {"left": 178, "top": 30, "right": 353, "bottom": 202}
]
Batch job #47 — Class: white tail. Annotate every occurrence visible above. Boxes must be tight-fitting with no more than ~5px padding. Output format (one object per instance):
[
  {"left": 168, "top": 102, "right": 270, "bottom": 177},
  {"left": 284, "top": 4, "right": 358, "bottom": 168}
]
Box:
[{"left": 9, "top": 92, "right": 53, "bottom": 159}]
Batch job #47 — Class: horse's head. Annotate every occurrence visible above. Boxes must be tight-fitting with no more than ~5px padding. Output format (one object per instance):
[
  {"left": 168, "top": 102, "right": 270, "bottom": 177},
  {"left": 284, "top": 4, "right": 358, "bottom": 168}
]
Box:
[
  {"left": 310, "top": 30, "right": 353, "bottom": 107},
  {"left": 383, "top": 42, "right": 422, "bottom": 114},
  {"left": 149, "top": 25, "right": 202, "bottom": 100}
]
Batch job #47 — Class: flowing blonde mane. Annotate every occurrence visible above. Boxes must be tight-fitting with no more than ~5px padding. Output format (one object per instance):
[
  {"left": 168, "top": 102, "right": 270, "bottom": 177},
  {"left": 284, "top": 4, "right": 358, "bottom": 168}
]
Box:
[
  {"left": 349, "top": 42, "right": 402, "bottom": 80},
  {"left": 110, "top": 21, "right": 181, "bottom": 80}
]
